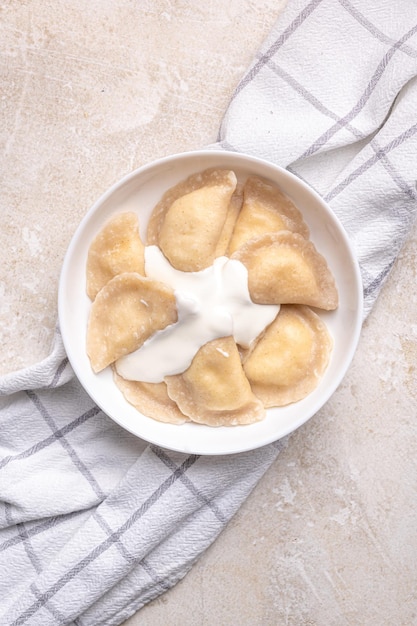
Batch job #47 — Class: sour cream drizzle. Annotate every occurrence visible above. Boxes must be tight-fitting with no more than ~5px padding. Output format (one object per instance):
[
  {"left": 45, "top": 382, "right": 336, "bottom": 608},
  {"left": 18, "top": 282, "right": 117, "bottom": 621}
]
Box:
[{"left": 115, "top": 246, "right": 279, "bottom": 383}]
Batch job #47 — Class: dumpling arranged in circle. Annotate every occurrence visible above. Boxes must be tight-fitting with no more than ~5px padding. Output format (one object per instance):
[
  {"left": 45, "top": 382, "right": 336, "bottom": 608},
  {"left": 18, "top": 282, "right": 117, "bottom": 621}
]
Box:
[
  {"left": 232, "top": 231, "right": 338, "bottom": 310},
  {"left": 147, "top": 168, "right": 238, "bottom": 271},
  {"left": 165, "top": 336, "right": 265, "bottom": 426},
  {"left": 112, "top": 371, "right": 189, "bottom": 425},
  {"left": 86, "top": 211, "right": 145, "bottom": 300},
  {"left": 227, "top": 175, "right": 309, "bottom": 255},
  {"left": 242, "top": 305, "right": 333, "bottom": 407},
  {"left": 87, "top": 273, "right": 177, "bottom": 373}
]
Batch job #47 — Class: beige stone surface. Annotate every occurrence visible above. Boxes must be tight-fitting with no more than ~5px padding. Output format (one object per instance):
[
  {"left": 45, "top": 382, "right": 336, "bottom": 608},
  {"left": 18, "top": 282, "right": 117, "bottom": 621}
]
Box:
[{"left": 1, "top": 1, "right": 417, "bottom": 625}]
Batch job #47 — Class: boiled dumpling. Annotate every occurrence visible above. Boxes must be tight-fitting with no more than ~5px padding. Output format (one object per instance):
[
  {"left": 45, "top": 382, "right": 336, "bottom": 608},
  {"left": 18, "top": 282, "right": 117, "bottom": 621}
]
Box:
[
  {"left": 87, "top": 272, "right": 177, "bottom": 372},
  {"left": 113, "top": 370, "right": 188, "bottom": 424},
  {"left": 243, "top": 305, "right": 333, "bottom": 407},
  {"left": 147, "top": 168, "right": 237, "bottom": 271},
  {"left": 232, "top": 231, "right": 338, "bottom": 310},
  {"left": 165, "top": 336, "right": 265, "bottom": 426},
  {"left": 227, "top": 176, "right": 309, "bottom": 255},
  {"left": 86, "top": 212, "right": 145, "bottom": 300}
]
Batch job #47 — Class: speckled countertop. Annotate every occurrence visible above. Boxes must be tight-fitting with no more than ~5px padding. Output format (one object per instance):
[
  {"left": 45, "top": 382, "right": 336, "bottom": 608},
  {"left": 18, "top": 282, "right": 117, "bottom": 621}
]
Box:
[{"left": 1, "top": 2, "right": 417, "bottom": 624}]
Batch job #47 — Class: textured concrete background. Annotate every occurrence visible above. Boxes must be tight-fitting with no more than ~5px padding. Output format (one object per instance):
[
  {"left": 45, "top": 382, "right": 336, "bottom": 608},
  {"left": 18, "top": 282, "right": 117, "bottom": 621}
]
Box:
[{"left": 1, "top": 2, "right": 417, "bottom": 624}]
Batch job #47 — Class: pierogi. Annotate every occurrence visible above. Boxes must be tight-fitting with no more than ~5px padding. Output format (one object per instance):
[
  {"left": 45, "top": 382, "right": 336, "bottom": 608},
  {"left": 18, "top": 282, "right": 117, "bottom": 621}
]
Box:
[
  {"left": 86, "top": 211, "right": 145, "bottom": 300},
  {"left": 147, "top": 168, "right": 238, "bottom": 271},
  {"left": 86, "top": 273, "right": 177, "bottom": 373},
  {"left": 165, "top": 337, "right": 265, "bottom": 426},
  {"left": 243, "top": 305, "right": 333, "bottom": 407},
  {"left": 85, "top": 168, "right": 339, "bottom": 427},
  {"left": 232, "top": 231, "right": 338, "bottom": 310},
  {"left": 112, "top": 370, "right": 188, "bottom": 425},
  {"left": 227, "top": 176, "right": 309, "bottom": 255}
]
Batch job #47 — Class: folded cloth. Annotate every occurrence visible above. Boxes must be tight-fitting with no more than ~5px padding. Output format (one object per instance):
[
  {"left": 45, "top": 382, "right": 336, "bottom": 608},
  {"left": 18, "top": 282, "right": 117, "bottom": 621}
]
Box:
[
  {"left": 1, "top": 1, "right": 416, "bottom": 624},
  {"left": 218, "top": 0, "right": 417, "bottom": 317}
]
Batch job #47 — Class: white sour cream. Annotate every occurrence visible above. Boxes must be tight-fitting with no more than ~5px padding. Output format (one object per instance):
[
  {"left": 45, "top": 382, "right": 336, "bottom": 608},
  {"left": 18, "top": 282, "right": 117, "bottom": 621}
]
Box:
[{"left": 115, "top": 246, "right": 279, "bottom": 383}]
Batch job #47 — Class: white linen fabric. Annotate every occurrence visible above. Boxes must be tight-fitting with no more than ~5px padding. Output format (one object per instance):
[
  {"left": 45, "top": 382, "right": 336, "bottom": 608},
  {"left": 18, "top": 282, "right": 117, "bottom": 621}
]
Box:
[
  {"left": 219, "top": 0, "right": 417, "bottom": 317},
  {"left": 1, "top": 1, "right": 416, "bottom": 624}
]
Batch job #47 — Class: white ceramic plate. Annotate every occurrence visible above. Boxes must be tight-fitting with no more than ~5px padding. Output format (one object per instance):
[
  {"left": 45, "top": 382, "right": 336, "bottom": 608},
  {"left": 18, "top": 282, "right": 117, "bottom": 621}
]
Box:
[{"left": 58, "top": 150, "right": 363, "bottom": 455}]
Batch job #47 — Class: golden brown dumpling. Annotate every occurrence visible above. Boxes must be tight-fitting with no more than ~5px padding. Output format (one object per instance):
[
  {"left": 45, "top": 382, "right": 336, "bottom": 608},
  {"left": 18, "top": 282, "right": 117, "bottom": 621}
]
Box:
[
  {"left": 232, "top": 231, "right": 338, "bottom": 310},
  {"left": 87, "top": 272, "right": 177, "bottom": 373},
  {"left": 86, "top": 212, "right": 145, "bottom": 300},
  {"left": 147, "top": 168, "right": 237, "bottom": 271},
  {"left": 227, "top": 176, "right": 310, "bottom": 255},
  {"left": 165, "top": 337, "right": 265, "bottom": 426},
  {"left": 243, "top": 305, "right": 333, "bottom": 407},
  {"left": 113, "top": 369, "right": 188, "bottom": 424}
]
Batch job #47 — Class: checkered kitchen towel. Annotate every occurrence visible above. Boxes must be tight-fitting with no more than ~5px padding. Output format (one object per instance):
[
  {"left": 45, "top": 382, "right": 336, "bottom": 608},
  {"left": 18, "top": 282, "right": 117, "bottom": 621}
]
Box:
[{"left": 1, "top": 1, "right": 416, "bottom": 624}]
